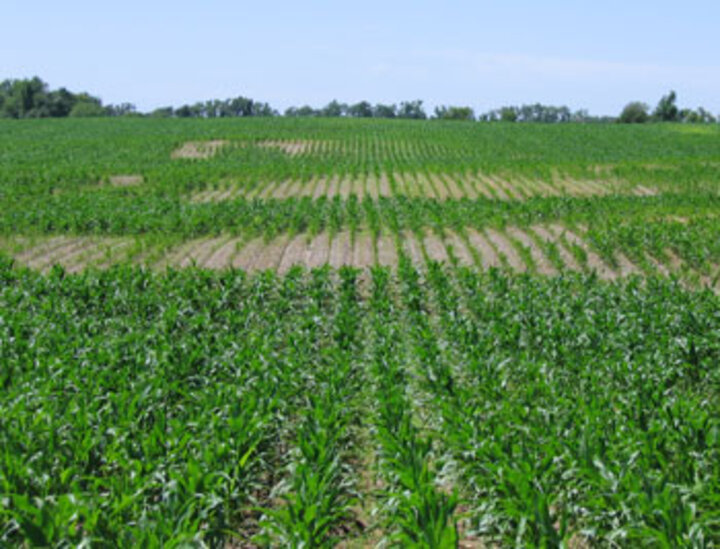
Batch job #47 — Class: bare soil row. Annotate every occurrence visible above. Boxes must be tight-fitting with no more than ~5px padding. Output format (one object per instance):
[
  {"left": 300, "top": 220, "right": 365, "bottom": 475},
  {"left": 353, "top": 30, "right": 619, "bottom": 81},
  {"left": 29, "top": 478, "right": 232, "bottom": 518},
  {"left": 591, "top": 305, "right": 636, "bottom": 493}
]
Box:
[
  {"left": 4, "top": 226, "right": 715, "bottom": 286},
  {"left": 190, "top": 172, "right": 655, "bottom": 203}
]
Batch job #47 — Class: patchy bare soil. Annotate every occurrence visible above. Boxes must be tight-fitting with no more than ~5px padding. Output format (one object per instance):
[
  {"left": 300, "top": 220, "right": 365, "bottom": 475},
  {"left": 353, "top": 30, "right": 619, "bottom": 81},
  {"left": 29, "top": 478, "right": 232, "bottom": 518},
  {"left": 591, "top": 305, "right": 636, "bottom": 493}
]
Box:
[
  {"left": 171, "top": 140, "right": 228, "bottom": 159},
  {"left": 108, "top": 174, "right": 143, "bottom": 187},
  {"left": 5, "top": 226, "right": 711, "bottom": 290}
]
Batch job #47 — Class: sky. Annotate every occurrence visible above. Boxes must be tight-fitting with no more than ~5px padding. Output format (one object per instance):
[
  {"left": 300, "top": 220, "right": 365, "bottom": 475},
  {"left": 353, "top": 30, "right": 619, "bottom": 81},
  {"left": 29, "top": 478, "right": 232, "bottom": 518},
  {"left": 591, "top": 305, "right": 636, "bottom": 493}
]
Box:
[{"left": 2, "top": 0, "right": 719, "bottom": 116}]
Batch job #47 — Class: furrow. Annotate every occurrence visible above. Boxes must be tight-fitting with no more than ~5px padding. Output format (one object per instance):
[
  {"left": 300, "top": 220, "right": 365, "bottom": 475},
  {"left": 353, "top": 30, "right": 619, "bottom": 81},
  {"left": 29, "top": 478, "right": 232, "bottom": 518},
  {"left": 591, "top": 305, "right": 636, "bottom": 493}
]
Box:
[
  {"left": 485, "top": 228, "right": 527, "bottom": 271},
  {"left": 506, "top": 227, "right": 557, "bottom": 275}
]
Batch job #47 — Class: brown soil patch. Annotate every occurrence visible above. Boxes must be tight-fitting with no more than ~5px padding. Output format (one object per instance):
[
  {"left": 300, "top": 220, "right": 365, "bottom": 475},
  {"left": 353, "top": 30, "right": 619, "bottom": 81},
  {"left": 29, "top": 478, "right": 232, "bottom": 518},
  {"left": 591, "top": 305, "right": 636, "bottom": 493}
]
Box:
[
  {"left": 485, "top": 229, "right": 527, "bottom": 271},
  {"left": 440, "top": 174, "right": 465, "bottom": 199},
  {"left": 428, "top": 174, "right": 450, "bottom": 199},
  {"left": 560, "top": 178, "right": 605, "bottom": 196},
  {"left": 615, "top": 252, "right": 640, "bottom": 277},
  {"left": 549, "top": 224, "right": 615, "bottom": 279},
  {"left": 326, "top": 175, "right": 341, "bottom": 198},
  {"left": 506, "top": 227, "right": 556, "bottom": 275},
  {"left": 244, "top": 180, "right": 271, "bottom": 199},
  {"left": 190, "top": 188, "right": 216, "bottom": 203},
  {"left": 338, "top": 178, "right": 354, "bottom": 199},
  {"left": 203, "top": 237, "right": 244, "bottom": 269},
  {"left": 531, "top": 226, "right": 582, "bottom": 271},
  {"left": 645, "top": 254, "right": 671, "bottom": 276},
  {"left": 171, "top": 140, "right": 228, "bottom": 159},
  {"left": 258, "top": 140, "right": 315, "bottom": 156},
  {"left": 352, "top": 232, "right": 375, "bottom": 268},
  {"left": 15, "top": 237, "right": 71, "bottom": 264},
  {"left": 528, "top": 177, "right": 562, "bottom": 196},
  {"left": 465, "top": 229, "right": 501, "bottom": 268},
  {"left": 354, "top": 176, "right": 367, "bottom": 200},
  {"left": 663, "top": 249, "right": 685, "bottom": 270},
  {"left": 214, "top": 187, "right": 236, "bottom": 201},
  {"left": 312, "top": 177, "right": 330, "bottom": 200},
  {"left": 306, "top": 233, "right": 331, "bottom": 268},
  {"left": 376, "top": 234, "right": 398, "bottom": 267},
  {"left": 634, "top": 185, "right": 658, "bottom": 196},
  {"left": 476, "top": 175, "right": 509, "bottom": 200},
  {"left": 179, "top": 236, "right": 229, "bottom": 268},
  {"left": 378, "top": 173, "right": 392, "bottom": 197},
  {"left": 503, "top": 177, "right": 532, "bottom": 200},
  {"left": 295, "top": 177, "right": 316, "bottom": 198},
  {"left": 253, "top": 235, "right": 290, "bottom": 271},
  {"left": 230, "top": 238, "right": 266, "bottom": 270},
  {"left": 329, "top": 231, "right": 353, "bottom": 268},
  {"left": 63, "top": 239, "right": 130, "bottom": 272},
  {"left": 272, "top": 180, "right": 295, "bottom": 199},
  {"left": 465, "top": 175, "right": 494, "bottom": 199},
  {"left": 417, "top": 173, "right": 440, "bottom": 198},
  {"left": 26, "top": 238, "right": 91, "bottom": 270},
  {"left": 156, "top": 239, "right": 207, "bottom": 269},
  {"left": 92, "top": 240, "right": 135, "bottom": 269},
  {"left": 423, "top": 232, "right": 450, "bottom": 262},
  {"left": 402, "top": 232, "right": 426, "bottom": 265},
  {"left": 395, "top": 172, "right": 415, "bottom": 197},
  {"left": 12, "top": 237, "right": 134, "bottom": 272},
  {"left": 108, "top": 174, "right": 143, "bottom": 187},
  {"left": 453, "top": 174, "right": 478, "bottom": 199},
  {"left": 445, "top": 231, "right": 475, "bottom": 266},
  {"left": 366, "top": 175, "right": 380, "bottom": 200},
  {"left": 56, "top": 240, "right": 105, "bottom": 271},
  {"left": 277, "top": 234, "right": 308, "bottom": 273}
]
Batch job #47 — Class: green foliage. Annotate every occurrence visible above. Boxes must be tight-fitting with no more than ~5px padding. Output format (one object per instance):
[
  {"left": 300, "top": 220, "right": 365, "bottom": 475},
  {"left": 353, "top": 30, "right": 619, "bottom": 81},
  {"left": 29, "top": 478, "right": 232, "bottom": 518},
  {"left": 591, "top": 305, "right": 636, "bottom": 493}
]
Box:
[
  {"left": 69, "top": 101, "right": 106, "bottom": 118},
  {"left": 619, "top": 101, "right": 650, "bottom": 123},
  {"left": 1, "top": 263, "right": 719, "bottom": 545},
  {"left": 0, "top": 77, "right": 106, "bottom": 119},
  {"left": 654, "top": 90, "right": 680, "bottom": 122},
  {"left": 434, "top": 105, "right": 476, "bottom": 121}
]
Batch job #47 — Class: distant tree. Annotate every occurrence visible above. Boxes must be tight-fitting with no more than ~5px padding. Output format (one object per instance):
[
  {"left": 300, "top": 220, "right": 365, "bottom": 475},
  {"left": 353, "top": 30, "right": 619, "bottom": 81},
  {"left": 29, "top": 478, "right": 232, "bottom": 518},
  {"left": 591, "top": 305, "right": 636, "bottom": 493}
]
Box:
[
  {"left": 284, "top": 105, "right": 317, "bottom": 117},
  {"left": 619, "top": 102, "right": 650, "bottom": 123},
  {"left": 175, "top": 105, "right": 193, "bottom": 117},
  {"left": 680, "top": 107, "right": 717, "bottom": 124},
  {"left": 347, "top": 101, "right": 373, "bottom": 118},
  {"left": 106, "top": 103, "right": 137, "bottom": 117},
  {"left": 150, "top": 106, "right": 174, "bottom": 118},
  {"left": 320, "top": 100, "right": 346, "bottom": 117},
  {"left": 571, "top": 109, "right": 591, "bottom": 122},
  {"left": 69, "top": 101, "right": 106, "bottom": 117},
  {"left": 696, "top": 107, "right": 717, "bottom": 123},
  {"left": 434, "top": 105, "right": 475, "bottom": 121},
  {"left": 653, "top": 90, "right": 679, "bottom": 122},
  {"left": 499, "top": 107, "right": 518, "bottom": 122},
  {"left": 47, "top": 88, "right": 77, "bottom": 117},
  {"left": 397, "top": 100, "right": 427, "bottom": 119},
  {"left": 373, "top": 103, "right": 397, "bottom": 118}
]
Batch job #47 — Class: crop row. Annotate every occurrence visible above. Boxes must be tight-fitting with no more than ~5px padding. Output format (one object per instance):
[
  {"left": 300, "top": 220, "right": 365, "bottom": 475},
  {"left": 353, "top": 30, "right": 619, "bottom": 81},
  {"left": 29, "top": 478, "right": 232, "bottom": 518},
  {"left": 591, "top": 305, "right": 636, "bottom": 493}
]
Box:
[
  {"left": 3, "top": 215, "right": 720, "bottom": 286},
  {"left": 3, "top": 120, "right": 720, "bottom": 209},
  {"left": 3, "top": 189, "right": 720, "bottom": 238},
  {"left": 2, "top": 260, "right": 719, "bottom": 546},
  {"left": 189, "top": 170, "right": 654, "bottom": 203}
]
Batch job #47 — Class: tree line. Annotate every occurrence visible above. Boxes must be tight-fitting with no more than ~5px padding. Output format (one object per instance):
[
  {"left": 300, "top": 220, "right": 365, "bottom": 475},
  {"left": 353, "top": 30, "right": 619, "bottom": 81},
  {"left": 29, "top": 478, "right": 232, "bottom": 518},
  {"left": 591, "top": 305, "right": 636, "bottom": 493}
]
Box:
[{"left": 1, "top": 77, "right": 716, "bottom": 124}]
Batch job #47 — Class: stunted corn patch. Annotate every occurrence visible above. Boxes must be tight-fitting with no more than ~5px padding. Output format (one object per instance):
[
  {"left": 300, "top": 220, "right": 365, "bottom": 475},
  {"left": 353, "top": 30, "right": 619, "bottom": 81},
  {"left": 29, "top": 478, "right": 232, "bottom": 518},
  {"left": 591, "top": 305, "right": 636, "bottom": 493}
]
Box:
[
  {"left": 4, "top": 222, "right": 717, "bottom": 286},
  {"left": 188, "top": 170, "right": 655, "bottom": 203}
]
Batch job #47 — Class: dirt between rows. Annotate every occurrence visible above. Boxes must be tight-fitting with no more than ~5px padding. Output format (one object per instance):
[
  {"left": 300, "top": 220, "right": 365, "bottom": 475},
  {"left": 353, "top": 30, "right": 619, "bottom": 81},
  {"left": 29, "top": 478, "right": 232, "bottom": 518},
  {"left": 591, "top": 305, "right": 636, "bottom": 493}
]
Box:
[
  {"left": 171, "top": 140, "right": 229, "bottom": 159},
  {"left": 185, "top": 171, "right": 654, "bottom": 203},
  {"left": 8, "top": 227, "right": 711, "bottom": 286}
]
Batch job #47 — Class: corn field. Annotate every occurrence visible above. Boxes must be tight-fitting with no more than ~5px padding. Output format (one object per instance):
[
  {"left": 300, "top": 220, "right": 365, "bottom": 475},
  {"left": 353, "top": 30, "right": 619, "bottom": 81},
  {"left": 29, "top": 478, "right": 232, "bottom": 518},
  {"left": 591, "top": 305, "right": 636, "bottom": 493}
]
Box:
[{"left": 1, "top": 117, "right": 720, "bottom": 546}]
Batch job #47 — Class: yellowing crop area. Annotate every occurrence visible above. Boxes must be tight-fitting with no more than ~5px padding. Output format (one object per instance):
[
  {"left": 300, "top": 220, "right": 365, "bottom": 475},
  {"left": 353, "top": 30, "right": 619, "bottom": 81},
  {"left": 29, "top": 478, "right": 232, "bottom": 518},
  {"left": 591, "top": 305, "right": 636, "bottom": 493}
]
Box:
[{"left": 2, "top": 118, "right": 720, "bottom": 546}]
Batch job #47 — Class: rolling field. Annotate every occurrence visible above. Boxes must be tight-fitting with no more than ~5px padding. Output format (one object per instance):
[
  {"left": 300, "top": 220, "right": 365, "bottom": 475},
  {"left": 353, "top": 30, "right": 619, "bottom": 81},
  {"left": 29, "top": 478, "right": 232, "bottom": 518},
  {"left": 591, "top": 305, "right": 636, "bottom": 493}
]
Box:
[{"left": 2, "top": 118, "right": 720, "bottom": 546}]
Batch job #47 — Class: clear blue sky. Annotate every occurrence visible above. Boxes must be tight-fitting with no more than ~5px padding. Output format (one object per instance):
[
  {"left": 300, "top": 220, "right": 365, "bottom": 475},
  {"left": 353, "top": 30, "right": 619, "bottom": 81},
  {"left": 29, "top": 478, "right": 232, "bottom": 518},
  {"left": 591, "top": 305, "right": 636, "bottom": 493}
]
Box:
[{"left": 3, "top": 0, "right": 719, "bottom": 115}]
